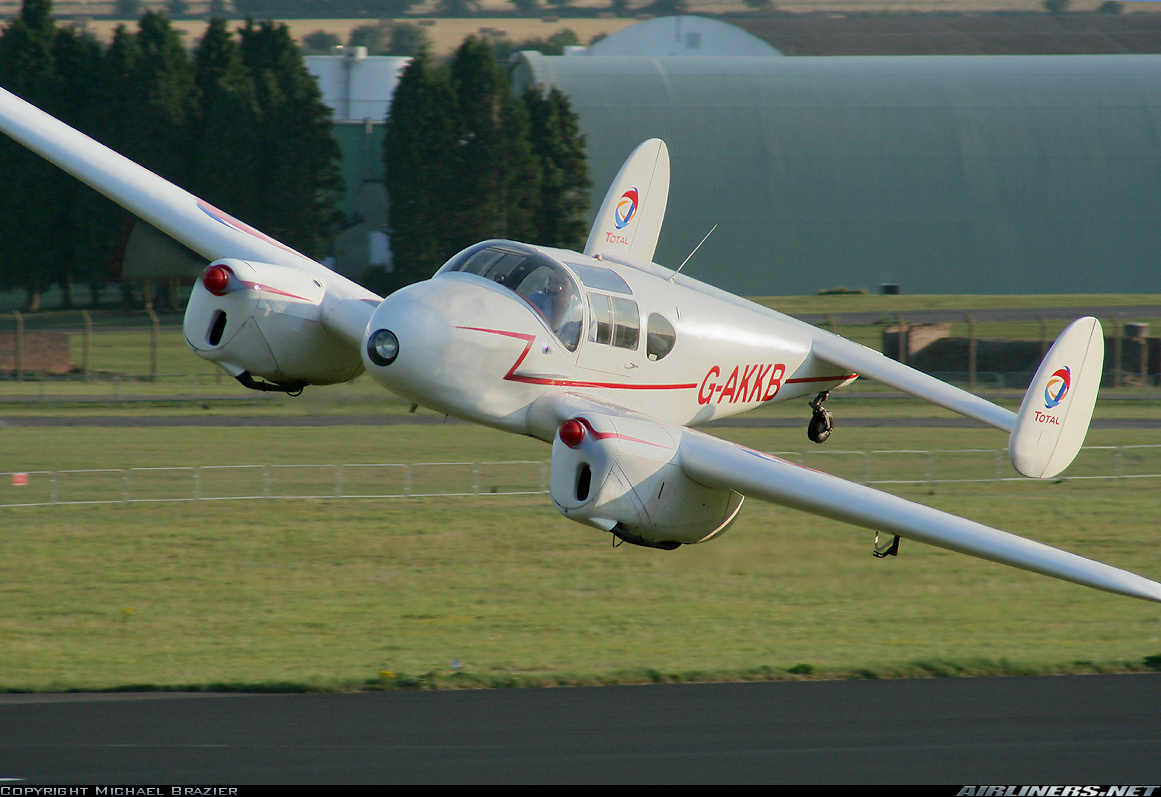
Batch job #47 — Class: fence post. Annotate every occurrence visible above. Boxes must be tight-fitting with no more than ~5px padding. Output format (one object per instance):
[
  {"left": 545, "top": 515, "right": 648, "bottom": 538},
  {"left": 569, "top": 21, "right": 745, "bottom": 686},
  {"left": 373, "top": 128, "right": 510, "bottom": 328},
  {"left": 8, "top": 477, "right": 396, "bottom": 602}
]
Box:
[
  {"left": 967, "top": 314, "right": 976, "bottom": 391},
  {"left": 1113, "top": 319, "right": 1123, "bottom": 389},
  {"left": 12, "top": 310, "right": 23, "bottom": 382},
  {"left": 147, "top": 308, "right": 159, "bottom": 382},
  {"left": 81, "top": 309, "right": 93, "bottom": 382}
]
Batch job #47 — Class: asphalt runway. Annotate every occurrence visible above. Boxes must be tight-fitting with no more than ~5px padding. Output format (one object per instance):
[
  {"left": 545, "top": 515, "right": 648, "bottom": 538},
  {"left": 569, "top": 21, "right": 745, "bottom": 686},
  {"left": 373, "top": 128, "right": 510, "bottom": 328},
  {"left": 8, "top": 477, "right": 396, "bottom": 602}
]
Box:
[{"left": 2, "top": 674, "right": 1160, "bottom": 784}]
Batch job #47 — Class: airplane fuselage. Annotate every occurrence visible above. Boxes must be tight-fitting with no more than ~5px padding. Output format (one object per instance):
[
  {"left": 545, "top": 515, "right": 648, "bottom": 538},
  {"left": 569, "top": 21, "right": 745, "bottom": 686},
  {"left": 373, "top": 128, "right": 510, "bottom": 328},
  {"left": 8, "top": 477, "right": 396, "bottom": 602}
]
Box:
[{"left": 361, "top": 240, "right": 856, "bottom": 440}]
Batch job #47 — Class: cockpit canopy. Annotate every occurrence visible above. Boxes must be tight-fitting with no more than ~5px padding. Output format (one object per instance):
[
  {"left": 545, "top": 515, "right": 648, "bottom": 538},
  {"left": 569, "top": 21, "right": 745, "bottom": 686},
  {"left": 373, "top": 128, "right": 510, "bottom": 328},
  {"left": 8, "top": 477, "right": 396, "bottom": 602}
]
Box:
[{"left": 438, "top": 240, "right": 584, "bottom": 351}]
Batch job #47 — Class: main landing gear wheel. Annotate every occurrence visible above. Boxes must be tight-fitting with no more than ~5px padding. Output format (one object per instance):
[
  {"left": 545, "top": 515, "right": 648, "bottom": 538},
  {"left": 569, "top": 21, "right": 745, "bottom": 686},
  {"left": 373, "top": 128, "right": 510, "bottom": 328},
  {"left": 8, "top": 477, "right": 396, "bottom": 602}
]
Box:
[{"left": 807, "top": 391, "right": 833, "bottom": 444}]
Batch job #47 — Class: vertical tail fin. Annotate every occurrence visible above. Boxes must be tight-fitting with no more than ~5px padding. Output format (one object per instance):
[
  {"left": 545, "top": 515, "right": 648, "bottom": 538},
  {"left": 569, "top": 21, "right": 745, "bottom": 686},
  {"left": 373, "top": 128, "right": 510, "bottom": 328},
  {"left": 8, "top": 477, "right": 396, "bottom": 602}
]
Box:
[
  {"left": 584, "top": 138, "right": 670, "bottom": 263},
  {"left": 1009, "top": 317, "right": 1104, "bottom": 479}
]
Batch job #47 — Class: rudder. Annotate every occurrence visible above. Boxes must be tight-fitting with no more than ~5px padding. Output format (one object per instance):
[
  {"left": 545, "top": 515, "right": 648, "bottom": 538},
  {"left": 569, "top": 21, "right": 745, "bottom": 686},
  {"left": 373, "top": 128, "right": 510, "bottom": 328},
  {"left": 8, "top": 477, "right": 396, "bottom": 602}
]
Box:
[{"left": 584, "top": 139, "right": 670, "bottom": 263}]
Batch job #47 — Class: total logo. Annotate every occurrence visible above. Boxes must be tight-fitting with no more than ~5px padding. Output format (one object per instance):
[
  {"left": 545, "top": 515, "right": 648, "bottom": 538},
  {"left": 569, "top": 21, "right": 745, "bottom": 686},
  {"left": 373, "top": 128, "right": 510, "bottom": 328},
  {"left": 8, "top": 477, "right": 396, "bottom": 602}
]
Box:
[
  {"left": 614, "top": 188, "right": 638, "bottom": 229},
  {"left": 1044, "top": 366, "right": 1071, "bottom": 409}
]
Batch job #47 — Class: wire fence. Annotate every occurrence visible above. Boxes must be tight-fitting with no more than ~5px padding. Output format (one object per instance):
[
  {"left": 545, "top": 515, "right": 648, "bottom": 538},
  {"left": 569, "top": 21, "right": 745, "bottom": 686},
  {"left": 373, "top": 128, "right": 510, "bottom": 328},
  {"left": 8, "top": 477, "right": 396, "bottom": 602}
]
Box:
[
  {"left": 0, "top": 461, "right": 549, "bottom": 508},
  {"left": 4, "top": 445, "right": 1161, "bottom": 508},
  {"left": 772, "top": 444, "right": 1161, "bottom": 486}
]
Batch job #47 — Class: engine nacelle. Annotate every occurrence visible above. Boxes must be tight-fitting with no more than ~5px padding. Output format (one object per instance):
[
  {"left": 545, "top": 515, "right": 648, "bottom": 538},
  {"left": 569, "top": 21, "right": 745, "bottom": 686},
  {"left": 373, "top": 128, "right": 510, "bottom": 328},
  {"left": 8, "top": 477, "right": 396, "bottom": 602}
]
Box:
[
  {"left": 184, "top": 259, "right": 364, "bottom": 390},
  {"left": 549, "top": 414, "right": 744, "bottom": 548}
]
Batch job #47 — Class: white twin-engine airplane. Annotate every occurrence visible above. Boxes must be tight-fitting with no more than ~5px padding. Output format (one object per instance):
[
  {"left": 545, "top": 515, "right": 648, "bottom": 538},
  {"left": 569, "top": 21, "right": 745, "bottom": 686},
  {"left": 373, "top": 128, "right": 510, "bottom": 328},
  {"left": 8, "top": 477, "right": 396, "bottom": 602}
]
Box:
[{"left": 1, "top": 86, "right": 1158, "bottom": 605}]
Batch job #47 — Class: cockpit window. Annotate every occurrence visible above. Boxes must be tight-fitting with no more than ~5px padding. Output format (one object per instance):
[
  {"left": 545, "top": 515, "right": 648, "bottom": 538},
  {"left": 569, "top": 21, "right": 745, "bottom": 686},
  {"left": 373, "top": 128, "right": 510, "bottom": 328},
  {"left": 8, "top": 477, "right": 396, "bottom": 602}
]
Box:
[{"left": 439, "top": 241, "right": 583, "bottom": 351}]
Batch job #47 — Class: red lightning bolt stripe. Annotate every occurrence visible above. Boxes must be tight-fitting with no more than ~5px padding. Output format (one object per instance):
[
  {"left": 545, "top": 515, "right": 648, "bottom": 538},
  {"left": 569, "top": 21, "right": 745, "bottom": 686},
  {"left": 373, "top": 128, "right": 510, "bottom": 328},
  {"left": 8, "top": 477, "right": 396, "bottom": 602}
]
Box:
[{"left": 456, "top": 327, "right": 698, "bottom": 391}]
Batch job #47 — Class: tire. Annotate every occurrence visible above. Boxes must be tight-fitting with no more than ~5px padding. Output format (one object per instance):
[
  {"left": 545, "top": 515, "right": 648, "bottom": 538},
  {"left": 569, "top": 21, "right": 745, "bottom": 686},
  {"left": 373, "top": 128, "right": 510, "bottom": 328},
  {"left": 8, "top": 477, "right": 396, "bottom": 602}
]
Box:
[{"left": 808, "top": 411, "right": 832, "bottom": 444}]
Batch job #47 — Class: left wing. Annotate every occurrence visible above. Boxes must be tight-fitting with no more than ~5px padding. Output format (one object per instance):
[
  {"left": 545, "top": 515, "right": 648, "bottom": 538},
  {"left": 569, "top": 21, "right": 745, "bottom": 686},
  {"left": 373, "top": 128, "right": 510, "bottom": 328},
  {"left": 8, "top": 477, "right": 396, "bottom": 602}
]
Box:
[
  {"left": 678, "top": 428, "right": 1161, "bottom": 604},
  {"left": 810, "top": 317, "right": 1104, "bottom": 480},
  {"left": 536, "top": 395, "right": 1161, "bottom": 604}
]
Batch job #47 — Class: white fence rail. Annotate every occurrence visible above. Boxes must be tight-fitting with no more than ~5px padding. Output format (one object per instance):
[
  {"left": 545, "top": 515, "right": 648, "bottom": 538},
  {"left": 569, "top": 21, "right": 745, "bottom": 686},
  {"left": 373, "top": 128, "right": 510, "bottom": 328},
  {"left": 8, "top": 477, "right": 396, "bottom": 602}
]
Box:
[
  {"left": 0, "top": 461, "right": 549, "bottom": 508},
  {"left": 4, "top": 446, "right": 1161, "bottom": 508}
]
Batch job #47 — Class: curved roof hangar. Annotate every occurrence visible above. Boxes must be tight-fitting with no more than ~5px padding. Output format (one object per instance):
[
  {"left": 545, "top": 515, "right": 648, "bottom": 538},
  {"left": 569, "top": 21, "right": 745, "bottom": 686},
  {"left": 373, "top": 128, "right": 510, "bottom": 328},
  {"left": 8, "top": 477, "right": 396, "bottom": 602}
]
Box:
[{"left": 512, "top": 49, "right": 1161, "bottom": 296}]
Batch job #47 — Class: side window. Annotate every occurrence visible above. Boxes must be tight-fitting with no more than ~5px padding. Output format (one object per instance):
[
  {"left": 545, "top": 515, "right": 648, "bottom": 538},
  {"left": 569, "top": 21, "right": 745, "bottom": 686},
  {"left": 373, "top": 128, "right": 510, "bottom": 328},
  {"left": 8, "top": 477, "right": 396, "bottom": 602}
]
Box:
[
  {"left": 611, "top": 297, "right": 640, "bottom": 350},
  {"left": 588, "top": 294, "right": 612, "bottom": 345},
  {"left": 588, "top": 294, "right": 639, "bottom": 350},
  {"left": 646, "top": 314, "right": 676, "bottom": 361}
]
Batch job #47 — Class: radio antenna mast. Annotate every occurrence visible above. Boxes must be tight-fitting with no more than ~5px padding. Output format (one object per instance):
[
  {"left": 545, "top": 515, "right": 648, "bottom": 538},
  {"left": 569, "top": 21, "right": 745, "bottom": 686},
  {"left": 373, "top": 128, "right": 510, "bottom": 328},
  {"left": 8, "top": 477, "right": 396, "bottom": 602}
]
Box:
[{"left": 669, "top": 224, "right": 717, "bottom": 283}]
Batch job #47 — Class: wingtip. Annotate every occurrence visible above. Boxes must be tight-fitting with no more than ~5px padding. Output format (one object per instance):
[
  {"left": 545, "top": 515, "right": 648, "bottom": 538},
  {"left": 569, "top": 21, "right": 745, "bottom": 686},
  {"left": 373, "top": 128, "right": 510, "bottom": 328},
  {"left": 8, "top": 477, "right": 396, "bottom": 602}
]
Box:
[{"left": 1009, "top": 316, "right": 1104, "bottom": 479}]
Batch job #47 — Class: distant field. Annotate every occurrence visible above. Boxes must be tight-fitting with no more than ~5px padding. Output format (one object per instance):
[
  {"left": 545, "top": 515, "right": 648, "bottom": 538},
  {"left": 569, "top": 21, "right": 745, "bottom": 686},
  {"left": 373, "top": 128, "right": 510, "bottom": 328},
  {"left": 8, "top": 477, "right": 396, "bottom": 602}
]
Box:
[
  {"left": 9, "top": 1, "right": 1146, "bottom": 20},
  {"left": 753, "top": 293, "right": 1161, "bottom": 316},
  {"left": 2, "top": 294, "right": 1159, "bottom": 400},
  {"left": 13, "top": 2, "right": 1149, "bottom": 57}
]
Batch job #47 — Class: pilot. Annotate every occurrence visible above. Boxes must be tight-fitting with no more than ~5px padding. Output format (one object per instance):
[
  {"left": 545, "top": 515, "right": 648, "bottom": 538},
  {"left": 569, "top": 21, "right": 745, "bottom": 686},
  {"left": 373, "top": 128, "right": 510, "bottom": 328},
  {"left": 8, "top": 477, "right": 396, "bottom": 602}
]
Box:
[{"left": 529, "top": 269, "right": 582, "bottom": 350}]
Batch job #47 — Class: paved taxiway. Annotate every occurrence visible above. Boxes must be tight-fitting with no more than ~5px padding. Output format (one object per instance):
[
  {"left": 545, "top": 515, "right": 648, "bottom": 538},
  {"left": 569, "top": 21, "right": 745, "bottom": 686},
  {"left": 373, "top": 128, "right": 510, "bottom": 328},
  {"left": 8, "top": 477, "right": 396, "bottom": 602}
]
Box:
[{"left": 2, "top": 674, "right": 1160, "bottom": 783}]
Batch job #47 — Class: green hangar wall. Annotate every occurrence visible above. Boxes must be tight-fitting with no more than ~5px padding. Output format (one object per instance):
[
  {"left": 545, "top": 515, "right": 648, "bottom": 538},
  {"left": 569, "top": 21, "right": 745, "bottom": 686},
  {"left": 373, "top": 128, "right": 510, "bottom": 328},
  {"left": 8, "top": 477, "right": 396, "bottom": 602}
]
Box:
[{"left": 511, "top": 52, "right": 1161, "bottom": 297}]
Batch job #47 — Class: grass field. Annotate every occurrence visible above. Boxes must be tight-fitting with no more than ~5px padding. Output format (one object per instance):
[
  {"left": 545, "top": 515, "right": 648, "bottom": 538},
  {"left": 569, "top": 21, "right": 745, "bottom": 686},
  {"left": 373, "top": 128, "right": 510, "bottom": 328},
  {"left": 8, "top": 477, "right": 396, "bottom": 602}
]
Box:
[{"left": 2, "top": 420, "right": 1160, "bottom": 692}]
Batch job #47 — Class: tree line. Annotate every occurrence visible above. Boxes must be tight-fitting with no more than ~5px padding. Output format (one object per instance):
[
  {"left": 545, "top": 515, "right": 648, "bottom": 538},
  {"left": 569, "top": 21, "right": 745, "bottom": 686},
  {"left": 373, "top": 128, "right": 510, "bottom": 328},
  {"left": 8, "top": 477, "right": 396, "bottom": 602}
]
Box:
[
  {"left": 0, "top": 0, "right": 340, "bottom": 309},
  {"left": 0, "top": 0, "right": 592, "bottom": 309}
]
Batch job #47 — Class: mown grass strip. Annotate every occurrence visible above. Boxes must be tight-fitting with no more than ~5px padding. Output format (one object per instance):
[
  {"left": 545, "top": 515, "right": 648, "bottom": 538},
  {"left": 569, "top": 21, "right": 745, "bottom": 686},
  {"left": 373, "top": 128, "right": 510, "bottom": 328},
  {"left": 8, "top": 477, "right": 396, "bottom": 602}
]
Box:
[{"left": 2, "top": 423, "right": 1160, "bottom": 692}]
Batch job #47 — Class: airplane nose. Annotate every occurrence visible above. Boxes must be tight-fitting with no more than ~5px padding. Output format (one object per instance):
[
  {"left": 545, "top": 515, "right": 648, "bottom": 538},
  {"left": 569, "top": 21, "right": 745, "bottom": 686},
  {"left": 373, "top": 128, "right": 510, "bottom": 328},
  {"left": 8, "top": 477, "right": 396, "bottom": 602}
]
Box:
[
  {"left": 358, "top": 277, "right": 547, "bottom": 429},
  {"left": 362, "top": 293, "right": 452, "bottom": 398}
]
